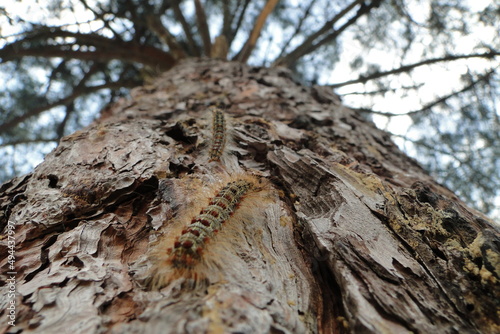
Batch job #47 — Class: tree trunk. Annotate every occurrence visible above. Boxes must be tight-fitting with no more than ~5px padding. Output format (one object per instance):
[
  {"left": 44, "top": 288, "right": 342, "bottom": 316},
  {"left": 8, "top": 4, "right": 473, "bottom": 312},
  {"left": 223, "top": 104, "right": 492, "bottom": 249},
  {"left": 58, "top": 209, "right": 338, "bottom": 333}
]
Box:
[{"left": 1, "top": 59, "right": 498, "bottom": 334}]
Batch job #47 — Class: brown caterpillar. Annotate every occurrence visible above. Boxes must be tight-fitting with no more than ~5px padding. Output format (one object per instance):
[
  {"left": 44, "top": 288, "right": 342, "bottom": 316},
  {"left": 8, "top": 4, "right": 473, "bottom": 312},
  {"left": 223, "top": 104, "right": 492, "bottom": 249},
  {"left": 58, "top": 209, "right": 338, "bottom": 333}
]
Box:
[
  {"left": 146, "top": 173, "right": 271, "bottom": 289},
  {"left": 208, "top": 106, "right": 227, "bottom": 161}
]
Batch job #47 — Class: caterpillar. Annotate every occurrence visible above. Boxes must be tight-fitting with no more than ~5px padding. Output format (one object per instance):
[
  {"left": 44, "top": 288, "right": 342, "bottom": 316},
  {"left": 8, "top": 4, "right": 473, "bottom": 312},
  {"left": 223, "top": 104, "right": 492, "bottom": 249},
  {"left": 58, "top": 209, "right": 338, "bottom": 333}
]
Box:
[
  {"left": 146, "top": 173, "right": 271, "bottom": 289},
  {"left": 170, "top": 178, "right": 252, "bottom": 267},
  {"left": 208, "top": 106, "right": 227, "bottom": 162}
]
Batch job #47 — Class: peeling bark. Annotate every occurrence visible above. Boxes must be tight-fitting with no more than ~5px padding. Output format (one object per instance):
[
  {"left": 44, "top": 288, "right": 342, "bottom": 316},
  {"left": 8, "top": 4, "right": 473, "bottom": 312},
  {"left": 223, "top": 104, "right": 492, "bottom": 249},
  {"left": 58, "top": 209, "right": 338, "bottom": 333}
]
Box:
[{"left": 1, "top": 59, "right": 498, "bottom": 334}]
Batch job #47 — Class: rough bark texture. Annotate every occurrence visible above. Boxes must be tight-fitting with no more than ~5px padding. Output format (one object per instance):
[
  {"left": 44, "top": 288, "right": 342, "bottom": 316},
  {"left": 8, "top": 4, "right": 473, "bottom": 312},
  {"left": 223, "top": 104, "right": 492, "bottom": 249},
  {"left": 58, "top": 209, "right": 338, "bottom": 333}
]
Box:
[{"left": 1, "top": 59, "right": 499, "bottom": 334}]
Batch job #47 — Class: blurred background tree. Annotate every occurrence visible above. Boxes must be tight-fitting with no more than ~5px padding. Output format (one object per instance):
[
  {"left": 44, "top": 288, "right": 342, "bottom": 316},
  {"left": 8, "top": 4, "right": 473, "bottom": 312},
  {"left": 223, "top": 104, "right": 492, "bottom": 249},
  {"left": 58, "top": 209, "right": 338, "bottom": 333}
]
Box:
[{"left": 0, "top": 0, "right": 498, "bottom": 218}]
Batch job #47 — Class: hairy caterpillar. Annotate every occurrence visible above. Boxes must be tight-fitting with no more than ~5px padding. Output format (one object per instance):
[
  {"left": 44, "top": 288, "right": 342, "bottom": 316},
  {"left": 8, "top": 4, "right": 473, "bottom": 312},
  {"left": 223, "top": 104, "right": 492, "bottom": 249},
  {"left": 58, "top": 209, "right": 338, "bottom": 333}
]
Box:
[
  {"left": 208, "top": 106, "right": 227, "bottom": 162},
  {"left": 146, "top": 173, "right": 271, "bottom": 289},
  {"left": 170, "top": 179, "right": 251, "bottom": 267}
]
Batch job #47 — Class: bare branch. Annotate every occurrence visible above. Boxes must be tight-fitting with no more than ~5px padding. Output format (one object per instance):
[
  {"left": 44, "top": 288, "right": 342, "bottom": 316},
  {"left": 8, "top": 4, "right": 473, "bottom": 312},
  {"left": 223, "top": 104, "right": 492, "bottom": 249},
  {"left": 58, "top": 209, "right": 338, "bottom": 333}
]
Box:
[
  {"left": 146, "top": 14, "right": 186, "bottom": 59},
  {"left": 194, "top": 0, "right": 211, "bottom": 56},
  {"left": 340, "top": 83, "right": 424, "bottom": 96},
  {"left": 222, "top": 0, "right": 232, "bottom": 40},
  {"left": 352, "top": 69, "right": 496, "bottom": 117},
  {"left": 56, "top": 103, "right": 75, "bottom": 139},
  {"left": 45, "top": 60, "right": 68, "bottom": 94},
  {"left": 227, "top": 0, "right": 251, "bottom": 47},
  {"left": 79, "top": 0, "right": 122, "bottom": 40},
  {"left": 8, "top": 28, "right": 117, "bottom": 49},
  {"left": 0, "top": 138, "right": 59, "bottom": 147},
  {"left": 273, "top": 0, "right": 364, "bottom": 67},
  {"left": 0, "top": 80, "right": 138, "bottom": 134},
  {"left": 53, "top": 63, "right": 102, "bottom": 138},
  {"left": 0, "top": 30, "right": 177, "bottom": 69},
  {"left": 277, "top": 0, "right": 317, "bottom": 59},
  {"left": 172, "top": 0, "right": 199, "bottom": 56},
  {"left": 301, "top": 0, "right": 382, "bottom": 58},
  {"left": 234, "top": 0, "right": 280, "bottom": 63},
  {"left": 328, "top": 52, "right": 500, "bottom": 88},
  {"left": 391, "top": 133, "right": 463, "bottom": 158}
]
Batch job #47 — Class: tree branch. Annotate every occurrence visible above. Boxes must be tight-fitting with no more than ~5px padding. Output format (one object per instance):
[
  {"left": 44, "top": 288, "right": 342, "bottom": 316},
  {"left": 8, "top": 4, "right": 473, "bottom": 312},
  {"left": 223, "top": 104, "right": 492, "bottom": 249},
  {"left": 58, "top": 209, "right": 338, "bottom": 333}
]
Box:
[
  {"left": 273, "top": 0, "right": 364, "bottom": 67},
  {"left": 0, "top": 138, "right": 59, "bottom": 147},
  {"left": 227, "top": 0, "right": 251, "bottom": 47},
  {"left": 53, "top": 63, "right": 102, "bottom": 138},
  {"left": 234, "top": 0, "right": 280, "bottom": 63},
  {"left": 9, "top": 28, "right": 117, "bottom": 49},
  {"left": 390, "top": 133, "right": 464, "bottom": 158},
  {"left": 79, "top": 0, "right": 123, "bottom": 41},
  {"left": 352, "top": 69, "right": 496, "bottom": 117},
  {"left": 171, "top": 0, "right": 199, "bottom": 56},
  {"left": 0, "top": 80, "right": 138, "bottom": 134},
  {"left": 45, "top": 60, "right": 69, "bottom": 94},
  {"left": 194, "top": 0, "right": 211, "bottom": 56},
  {"left": 146, "top": 14, "right": 186, "bottom": 60},
  {"left": 222, "top": 0, "right": 232, "bottom": 41},
  {"left": 328, "top": 51, "right": 499, "bottom": 88},
  {"left": 0, "top": 31, "right": 177, "bottom": 70},
  {"left": 340, "top": 83, "right": 424, "bottom": 96},
  {"left": 301, "top": 0, "right": 382, "bottom": 57},
  {"left": 56, "top": 103, "right": 75, "bottom": 139},
  {"left": 277, "top": 0, "right": 317, "bottom": 59}
]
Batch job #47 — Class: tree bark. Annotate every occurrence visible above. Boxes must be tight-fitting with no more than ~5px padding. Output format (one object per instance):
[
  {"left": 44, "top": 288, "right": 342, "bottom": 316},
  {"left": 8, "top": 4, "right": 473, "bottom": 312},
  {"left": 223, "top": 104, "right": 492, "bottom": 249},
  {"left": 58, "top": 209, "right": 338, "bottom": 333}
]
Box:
[{"left": 1, "top": 59, "right": 498, "bottom": 334}]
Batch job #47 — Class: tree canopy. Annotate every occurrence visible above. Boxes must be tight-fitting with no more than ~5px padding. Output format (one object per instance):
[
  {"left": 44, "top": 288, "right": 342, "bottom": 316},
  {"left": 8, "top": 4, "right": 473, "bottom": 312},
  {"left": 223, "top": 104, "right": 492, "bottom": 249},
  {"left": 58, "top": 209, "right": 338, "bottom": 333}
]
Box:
[{"left": 0, "top": 0, "right": 498, "bottom": 218}]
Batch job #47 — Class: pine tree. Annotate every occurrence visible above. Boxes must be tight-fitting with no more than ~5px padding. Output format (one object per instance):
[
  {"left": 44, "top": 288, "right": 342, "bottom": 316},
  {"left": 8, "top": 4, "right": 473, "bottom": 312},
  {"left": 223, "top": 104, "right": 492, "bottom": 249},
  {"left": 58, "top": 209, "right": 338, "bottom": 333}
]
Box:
[{"left": 0, "top": 1, "right": 499, "bottom": 333}]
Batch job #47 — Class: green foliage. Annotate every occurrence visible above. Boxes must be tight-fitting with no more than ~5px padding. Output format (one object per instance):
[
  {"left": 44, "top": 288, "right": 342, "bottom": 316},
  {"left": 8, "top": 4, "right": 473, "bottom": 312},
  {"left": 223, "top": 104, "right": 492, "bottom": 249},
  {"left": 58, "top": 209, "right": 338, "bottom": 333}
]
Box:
[
  {"left": 0, "top": 0, "right": 498, "bottom": 218},
  {"left": 410, "top": 70, "right": 499, "bottom": 215}
]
